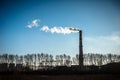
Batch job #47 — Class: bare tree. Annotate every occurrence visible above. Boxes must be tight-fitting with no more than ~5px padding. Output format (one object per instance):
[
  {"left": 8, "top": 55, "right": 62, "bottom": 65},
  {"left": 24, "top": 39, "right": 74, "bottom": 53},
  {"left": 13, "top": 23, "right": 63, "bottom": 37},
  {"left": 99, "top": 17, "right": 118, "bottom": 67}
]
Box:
[
  {"left": 49, "top": 54, "right": 53, "bottom": 66},
  {"left": 9, "top": 54, "right": 14, "bottom": 64},
  {"left": 65, "top": 55, "right": 71, "bottom": 66},
  {"left": 19, "top": 55, "right": 23, "bottom": 65},
  {"left": 55, "top": 55, "right": 60, "bottom": 66},
  {"left": 37, "top": 53, "right": 41, "bottom": 67}
]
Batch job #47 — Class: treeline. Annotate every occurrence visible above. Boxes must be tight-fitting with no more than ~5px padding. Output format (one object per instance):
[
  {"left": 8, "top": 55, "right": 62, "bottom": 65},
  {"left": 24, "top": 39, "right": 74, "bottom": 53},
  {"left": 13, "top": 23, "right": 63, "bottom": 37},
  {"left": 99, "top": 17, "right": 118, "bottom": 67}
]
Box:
[{"left": 0, "top": 53, "right": 120, "bottom": 68}]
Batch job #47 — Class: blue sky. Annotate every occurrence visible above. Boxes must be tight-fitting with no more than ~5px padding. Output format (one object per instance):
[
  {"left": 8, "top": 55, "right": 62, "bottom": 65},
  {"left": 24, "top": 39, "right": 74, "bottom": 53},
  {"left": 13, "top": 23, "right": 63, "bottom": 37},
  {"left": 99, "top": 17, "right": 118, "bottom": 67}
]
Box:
[{"left": 0, "top": 0, "right": 120, "bottom": 56}]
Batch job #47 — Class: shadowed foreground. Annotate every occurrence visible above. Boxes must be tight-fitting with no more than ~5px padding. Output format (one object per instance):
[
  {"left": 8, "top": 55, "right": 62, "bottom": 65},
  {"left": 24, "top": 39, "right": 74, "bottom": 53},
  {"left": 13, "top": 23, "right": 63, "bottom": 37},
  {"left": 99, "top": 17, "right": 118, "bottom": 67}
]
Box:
[
  {"left": 0, "top": 62, "right": 120, "bottom": 80},
  {"left": 0, "top": 74, "right": 120, "bottom": 80}
]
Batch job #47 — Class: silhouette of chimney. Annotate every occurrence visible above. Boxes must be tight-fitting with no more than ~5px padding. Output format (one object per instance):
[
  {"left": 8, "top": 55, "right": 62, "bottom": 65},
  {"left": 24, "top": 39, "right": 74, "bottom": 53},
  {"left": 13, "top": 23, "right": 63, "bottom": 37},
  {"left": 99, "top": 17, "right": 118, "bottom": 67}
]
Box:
[
  {"left": 79, "top": 30, "right": 83, "bottom": 66},
  {"left": 69, "top": 28, "right": 83, "bottom": 66}
]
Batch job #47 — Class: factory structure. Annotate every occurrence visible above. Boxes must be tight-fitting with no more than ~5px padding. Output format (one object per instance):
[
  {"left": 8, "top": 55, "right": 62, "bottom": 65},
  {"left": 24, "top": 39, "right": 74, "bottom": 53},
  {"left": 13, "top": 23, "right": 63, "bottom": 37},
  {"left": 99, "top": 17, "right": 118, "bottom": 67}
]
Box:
[
  {"left": 79, "top": 30, "right": 83, "bottom": 66},
  {"left": 69, "top": 28, "right": 83, "bottom": 66}
]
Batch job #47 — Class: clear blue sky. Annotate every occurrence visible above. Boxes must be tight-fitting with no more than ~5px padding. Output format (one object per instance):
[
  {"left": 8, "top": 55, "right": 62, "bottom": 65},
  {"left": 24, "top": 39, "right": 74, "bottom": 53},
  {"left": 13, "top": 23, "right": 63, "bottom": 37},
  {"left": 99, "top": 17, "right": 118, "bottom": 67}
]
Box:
[{"left": 0, "top": 0, "right": 120, "bottom": 56}]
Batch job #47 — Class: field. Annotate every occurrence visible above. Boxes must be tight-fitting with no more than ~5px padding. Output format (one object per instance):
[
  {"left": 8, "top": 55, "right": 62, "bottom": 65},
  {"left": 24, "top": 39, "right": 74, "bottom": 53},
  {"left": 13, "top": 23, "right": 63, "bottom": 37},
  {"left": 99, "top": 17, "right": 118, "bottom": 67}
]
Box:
[{"left": 0, "top": 74, "right": 120, "bottom": 80}]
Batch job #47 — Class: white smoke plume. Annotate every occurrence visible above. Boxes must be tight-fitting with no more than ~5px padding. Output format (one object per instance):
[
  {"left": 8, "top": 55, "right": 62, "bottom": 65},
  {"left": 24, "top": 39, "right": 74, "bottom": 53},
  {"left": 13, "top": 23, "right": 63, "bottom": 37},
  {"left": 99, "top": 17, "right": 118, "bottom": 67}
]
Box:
[
  {"left": 41, "top": 26, "right": 79, "bottom": 34},
  {"left": 27, "top": 19, "right": 40, "bottom": 28}
]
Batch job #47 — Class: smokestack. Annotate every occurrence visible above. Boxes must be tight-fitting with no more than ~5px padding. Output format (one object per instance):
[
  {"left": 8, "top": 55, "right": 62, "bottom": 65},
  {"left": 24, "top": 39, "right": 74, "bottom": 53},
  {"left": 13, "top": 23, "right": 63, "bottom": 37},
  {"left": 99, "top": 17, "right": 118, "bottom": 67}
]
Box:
[
  {"left": 69, "top": 28, "right": 83, "bottom": 66},
  {"left": 79, "top": 30, "right": 83, "bottom": 66}
]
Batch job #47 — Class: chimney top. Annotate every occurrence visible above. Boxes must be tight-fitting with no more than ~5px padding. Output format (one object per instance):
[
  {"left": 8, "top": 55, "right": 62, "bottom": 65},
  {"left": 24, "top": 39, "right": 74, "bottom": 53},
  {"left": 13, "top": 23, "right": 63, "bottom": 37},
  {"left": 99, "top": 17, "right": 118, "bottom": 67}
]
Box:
[{"left": 69, "top": 28, "right": 80, "bottom": 31}]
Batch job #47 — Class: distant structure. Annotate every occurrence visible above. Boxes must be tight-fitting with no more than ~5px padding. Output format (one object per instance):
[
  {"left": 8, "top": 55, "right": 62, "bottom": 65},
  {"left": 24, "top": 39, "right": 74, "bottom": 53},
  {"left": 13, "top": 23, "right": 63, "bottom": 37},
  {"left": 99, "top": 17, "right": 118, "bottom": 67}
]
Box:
[
  {"left": 79, "top": 30, "right": 83, "bottom": 66},
  {"left": 69, "top": 28, "right": 83, "bottom": 66}
]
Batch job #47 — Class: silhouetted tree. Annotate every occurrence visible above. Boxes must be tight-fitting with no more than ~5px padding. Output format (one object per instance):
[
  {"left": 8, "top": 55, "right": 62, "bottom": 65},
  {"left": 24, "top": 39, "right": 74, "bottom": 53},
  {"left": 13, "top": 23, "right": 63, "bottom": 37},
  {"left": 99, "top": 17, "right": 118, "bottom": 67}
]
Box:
[
  {"left": 49, "top": 54, "right": 53, "bottom": 66},
  {"left": 56, "top": 55, "right": 60, "bottom": 66},
  {"left": 15, "top": 55, "right": 19, "bottom": 65},
  {"left": 37, "top": 53, "right": 41, "bottom": 67},
  {"left": 9, "top": 54, "right": 14, "bottom": 64},
  {"left": 65, "top": 55, "right": 71, "bottom": 66},
  {"left": 3, "top": 54, "right": 9, "bottom": 63},
  {"left": 24, "top": 54, "right": 30, "bottom": 67},
  {"left": 19, "top": 55, "right": 23, "bottom": 64}
]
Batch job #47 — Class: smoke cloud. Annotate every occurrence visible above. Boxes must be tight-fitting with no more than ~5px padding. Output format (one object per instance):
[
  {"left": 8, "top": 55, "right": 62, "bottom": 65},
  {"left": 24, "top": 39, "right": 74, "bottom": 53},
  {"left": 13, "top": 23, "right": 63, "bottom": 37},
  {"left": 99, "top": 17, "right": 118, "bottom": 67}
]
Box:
[
  {"left": 41, "top": 26, "right": 79, "bottom": 34},
  {"left": 26, "top": 19, "right": 79, "bottom": 34},
  {"left": 27, "top": 19, "right": 40, "bottom": 28}
]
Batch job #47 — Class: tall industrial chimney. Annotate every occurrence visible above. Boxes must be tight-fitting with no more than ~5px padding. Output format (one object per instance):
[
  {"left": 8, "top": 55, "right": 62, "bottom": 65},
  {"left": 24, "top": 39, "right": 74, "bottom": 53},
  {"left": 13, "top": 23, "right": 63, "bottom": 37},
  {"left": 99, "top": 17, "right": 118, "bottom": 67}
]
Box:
[
  {"left": 79, "top": 30, "right": 83, "bottom": 66},
  {"left": 69, "top": 28, "right": 83, "bottom": 66}
]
